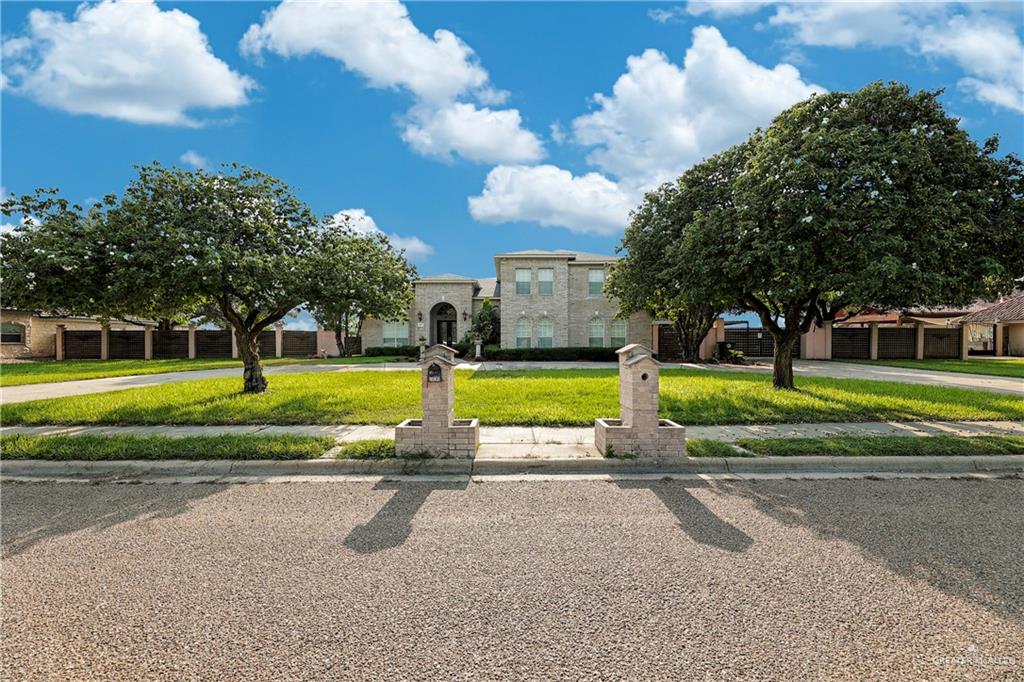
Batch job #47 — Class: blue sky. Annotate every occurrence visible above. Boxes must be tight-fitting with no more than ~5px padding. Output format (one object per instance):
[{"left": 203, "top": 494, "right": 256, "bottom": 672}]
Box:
[{"left": 4, "top": 0, "right": 1023, "bottom": 292}]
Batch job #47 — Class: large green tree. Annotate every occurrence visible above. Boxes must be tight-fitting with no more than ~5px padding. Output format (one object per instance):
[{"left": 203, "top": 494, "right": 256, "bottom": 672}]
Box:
[
  {"left": 2, "top": 163, "right": 322, "bottom": 393},
  {"left": 608, "top": 146, "right": 743, "bottom": 361},
  {"left": 306, "top": 219, "right": 415, "bottom": 357},
  {"left": 662, "top": 83, "right": 1022, "bottom": 388}
]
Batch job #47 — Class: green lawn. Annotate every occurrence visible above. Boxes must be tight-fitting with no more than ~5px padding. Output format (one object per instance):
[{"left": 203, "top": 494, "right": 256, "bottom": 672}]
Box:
[
  {"left": 0, "top": 355, "right": 408, "bottom": 387},
  {"left": 5, "top": 369, "right": 1022, "bottom": 426},
  {"left": 733, "top": 434, "right": 1024, "bottom": 457},
  {"left": 842, "top": 358, "right": 1024, "bottom": 379},
  {"left": 0, "top": 434, "right": 335, "bottom": 460}
]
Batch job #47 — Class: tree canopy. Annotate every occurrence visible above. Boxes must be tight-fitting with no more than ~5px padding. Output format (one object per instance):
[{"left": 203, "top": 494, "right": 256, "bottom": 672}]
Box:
[{"left": 305, "top": 219, "right": 416, "bottom": 356}]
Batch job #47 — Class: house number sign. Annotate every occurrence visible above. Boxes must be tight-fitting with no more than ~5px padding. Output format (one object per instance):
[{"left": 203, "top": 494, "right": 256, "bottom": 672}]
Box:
[{"left": 427, "top": 363, "right": 443, "bottom": 382}]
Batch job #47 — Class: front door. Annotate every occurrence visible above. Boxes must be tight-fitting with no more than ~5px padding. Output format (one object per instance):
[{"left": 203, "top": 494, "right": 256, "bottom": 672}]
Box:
[{"left": 436, "top": 320, "right": 456, "bottom": 346}]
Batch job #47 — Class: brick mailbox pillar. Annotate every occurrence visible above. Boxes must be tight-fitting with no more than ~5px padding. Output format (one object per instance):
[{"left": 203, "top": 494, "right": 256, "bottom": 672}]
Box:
[
  {"left": 395, "top": 344, "right": 479, "bottom": 459},
  {"left": 595, "top": 344, "right": 686, "bottom": 458}
]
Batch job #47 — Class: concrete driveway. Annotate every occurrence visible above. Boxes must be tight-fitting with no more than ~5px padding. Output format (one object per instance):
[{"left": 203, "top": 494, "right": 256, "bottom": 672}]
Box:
[
  {"left": 3, "top": 478, "right": 1021, "bottom": 679},
  {"left": 1, "top": 358, "right": 1019, "bottom": 404}
]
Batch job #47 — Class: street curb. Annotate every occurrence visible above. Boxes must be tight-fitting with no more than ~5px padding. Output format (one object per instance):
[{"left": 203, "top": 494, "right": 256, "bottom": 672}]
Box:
[{"left": 2, "top": 455, "right": 1022, "bottom": 480}]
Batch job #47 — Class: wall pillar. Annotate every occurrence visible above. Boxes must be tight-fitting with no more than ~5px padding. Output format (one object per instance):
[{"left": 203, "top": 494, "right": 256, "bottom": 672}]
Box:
[
  {"left": 100, "top": 324, "right": 110, "bottom": 360},
  {"left": 231, "top": 328, "right": 239, "bottom": 359},
  {"left": 869, "top": 322, "right": 879, "bottom": 360},
  {"left": 274, "top": 323, "right": 284, "bottom": 358},
  {"left": 187, "top": 324, "right": 197, "bottom": 359},
  {"left": 55, "top": 324, "right": 65, "bottom": 361},
  {"left": 960, "top": 323, "right": 970, "bottom": 361},
  {"left": 994, "top": 323, "right": 1004, "bottom": 357},
  {"left": 395, "top": 344, "right": 478, "bottom": 458},
  {"left": 143, "top": 325, "right": 154, "bottom": 360},
  {"left": 915, "top": 323, "right": 925, "bottom": 360}
]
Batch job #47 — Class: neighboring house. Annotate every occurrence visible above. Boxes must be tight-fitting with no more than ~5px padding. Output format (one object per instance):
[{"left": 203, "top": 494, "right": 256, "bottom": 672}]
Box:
[
  {"left": 959, "top": 292, "right": 1024, "bottom": 356},
  {"left": 0, "top": 309, "right": 142, "bottom": 360},
  {"left": 361, "top": 250, "right": 653, "bottom": 350}
]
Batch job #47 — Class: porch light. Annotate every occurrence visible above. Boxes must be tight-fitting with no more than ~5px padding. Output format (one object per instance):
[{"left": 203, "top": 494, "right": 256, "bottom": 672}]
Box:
[{"left": 417, "top": 312, "right": 423, "bottom": 322}]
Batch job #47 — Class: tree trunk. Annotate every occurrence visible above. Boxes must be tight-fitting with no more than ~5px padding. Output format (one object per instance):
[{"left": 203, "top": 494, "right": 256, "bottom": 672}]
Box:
[
  {"left": 771, "top": 332, "right": 798, "bottom": 390},
  {"left": 237, "top": 330, "right": 267, "bottom": 394},
  {"left": 673, "top": 311, "right": 717, "bottom": 363}
]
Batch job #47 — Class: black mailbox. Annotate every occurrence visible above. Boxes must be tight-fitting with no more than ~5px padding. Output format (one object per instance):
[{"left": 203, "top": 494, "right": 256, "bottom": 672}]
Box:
[{"left": 427, "top": 363, "right": 443, "bottom": 382}]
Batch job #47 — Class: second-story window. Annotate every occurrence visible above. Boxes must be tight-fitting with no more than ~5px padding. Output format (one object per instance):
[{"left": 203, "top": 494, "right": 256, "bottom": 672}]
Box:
[
  {"left": 537, "top": 268, "right": 554, "bottom": 295},
  {"left": 588, "top": 268, "right": 605, "bottom": 296},
  {"left": 515, "top": 268, "right": 531, "bottom": 295}
]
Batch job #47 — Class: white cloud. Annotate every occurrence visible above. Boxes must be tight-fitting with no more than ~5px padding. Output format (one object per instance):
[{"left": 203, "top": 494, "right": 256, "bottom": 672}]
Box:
[
  {"left": 468, "top": 26, "right": 822, "bottom": 235},
  {"left": 330, "top": 209, "right": 434, "bottom": 261},
  {"left": 179, "top": 149, "right": 209, "bottom": 169},
  {"left": 2, "top": 0, "right": 254, "bottom": 126},
  {"left": 468, "top": 165, "right": 633, "bottom": 235},
  {"left": 767, "top": 3, "right": 1023, "bottom": 112},
  {"left": 684, "top": 1, "right": 772, "bottom": 18},
  {"left": 401, "top": 102, "right": 544, "bottom": 164},
  {"left": 242, "top": 0, "right": 543, "bottom": 163}
]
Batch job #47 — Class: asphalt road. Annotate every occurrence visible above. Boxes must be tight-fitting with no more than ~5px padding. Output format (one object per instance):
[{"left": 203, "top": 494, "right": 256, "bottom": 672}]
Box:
[{"left": 3, "top": 478, "right": 1022, "bottom": 680}]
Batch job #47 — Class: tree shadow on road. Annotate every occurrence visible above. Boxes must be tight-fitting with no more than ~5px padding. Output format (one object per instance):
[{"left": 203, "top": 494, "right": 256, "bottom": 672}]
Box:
[
  {"left": 344, "top": 478, "right": 469, "bottom": 554},
  {"left": 719, "top": 478, "right": 1024, "bottom": 620},
  {"left": 615, "top": 479, "right": 753, "bottom": 553},
  {"left": 1, "top": 481, "right": 225, "bottom": 559}
]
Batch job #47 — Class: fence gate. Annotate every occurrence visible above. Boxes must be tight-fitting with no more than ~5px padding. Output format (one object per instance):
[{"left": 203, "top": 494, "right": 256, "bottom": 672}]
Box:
[
  {"left": 924, "top": 328, "right": 961, "bottom": 359},
  {"left": 64, "top": 330, "right": 102, "bottom": 359},
  {"left": 877, "top": 328, "right": 916, "bottom": 359},
  {"left": 831, "top": 328, "right": 870, "bottom": 359}
]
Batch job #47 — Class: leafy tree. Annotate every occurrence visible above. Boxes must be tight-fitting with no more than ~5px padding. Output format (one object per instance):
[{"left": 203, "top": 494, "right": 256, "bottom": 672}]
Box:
[
  {"left": 468, "top": 297, "right": 500, "bottom": 345},
  {"left": 305, "top": 220, "right": 415, "bottom": 357},
  {"left": 2, "top": 163, "right": 321, "bottom": 393},
  {"left": 665, "top": 83, "right": 1022, "bottom": 389},
  {"left": 608, "top": 150, "right": 739, "bottom": 361}
]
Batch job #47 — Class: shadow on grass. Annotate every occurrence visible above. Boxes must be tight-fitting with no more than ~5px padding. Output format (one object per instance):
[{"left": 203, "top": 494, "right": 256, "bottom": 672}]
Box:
[
  {"left": 1, "top": 481, "right": 225, "bottom": 559},
  {"left": 720, "top": 479, "right": 1024, "bottom": 619},
  {"left": 343, "top": 478, "right": 469, "bottom": 554},
  {"left": 615, "top": 479, "right": 753, "bottom": 553}
]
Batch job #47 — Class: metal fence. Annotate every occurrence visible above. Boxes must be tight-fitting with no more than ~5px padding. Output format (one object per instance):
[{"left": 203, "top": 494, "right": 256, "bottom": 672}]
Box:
[
  {"left": 924, "top": 328, "right": 961, "bottom": 359},
  {"left": 723, "top": 329, "right": 799, "bottom": 358},
  {"left": 831, "top": 328, "right": 871, "bottom": 359},
  {"left": 877, "top": 328, "right": 916, "bottom": 359}
]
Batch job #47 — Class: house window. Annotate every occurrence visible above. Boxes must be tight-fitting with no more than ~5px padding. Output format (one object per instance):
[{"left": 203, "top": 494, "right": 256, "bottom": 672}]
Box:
[
  {"left": 588, "top": 318, "right": 605, "bottom": 347},
  {"left": 382, "top": 320, "right": 409, "bottom": 347},
  {"left": 1, "top": 322, "right": 25, "bottom": 344},
  {"left": 537, "top": 268, "right": 554, "bottom": 295},
  {"left": 610, "top": 319, "right": 627, "bottom": 348},
  {"left": 537, "top": 318, "right": 553, "bottom": 348},
  {"left": 515, "top": 269, "right": 531, "bottom": 295},
  {"left": 515, "top": 318, "right": 531, "bottom": 348},
  {"left": 588, "top": 269, "right": 605, "bottom": 296}
]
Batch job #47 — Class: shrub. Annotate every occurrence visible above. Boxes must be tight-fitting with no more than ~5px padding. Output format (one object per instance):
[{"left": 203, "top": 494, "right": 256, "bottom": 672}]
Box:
[
  {"left": 483, "top": 346, "right": 618, "bottom": 362},
  {"left": 364, "top": 345, "right": 419, "bottom": 357}
]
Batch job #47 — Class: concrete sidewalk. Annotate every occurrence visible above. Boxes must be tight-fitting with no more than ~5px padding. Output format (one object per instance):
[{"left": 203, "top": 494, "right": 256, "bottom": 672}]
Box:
[
  {"left": 4, "top": 419, "right": 1022, "bottom": 444},
  {"left": 3, "top": 358, "right": 1020, "bottom": 404}
]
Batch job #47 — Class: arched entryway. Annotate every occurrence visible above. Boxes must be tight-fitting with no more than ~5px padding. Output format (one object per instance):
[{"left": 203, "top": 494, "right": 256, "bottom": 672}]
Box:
[{"left": 430, "top": 302, "right": 458, "bottom": 346}]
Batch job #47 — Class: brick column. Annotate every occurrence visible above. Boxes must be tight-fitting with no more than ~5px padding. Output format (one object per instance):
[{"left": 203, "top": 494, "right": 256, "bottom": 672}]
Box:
[
  {"left": 618, "top": 346, "right": 660, "bottom": 437},
  {"left": 994, "top": 323, "right": 1004, "bottom": 357},
  {"left": 915, "top": 323, "right": 925, "bottom": 360},
  {"left": 869, "top": 322, "right": 879, "bottom": 360},
  {"left": 55, "top": 324, "right": 65, "bottom": 361},
  {"left": 274, "top": 323, "right": 284, "bottom": 358},
  {"left": 187, "top": 324, "right": 197, "bottom": 359},
  {"left": 143, "top": 325, "right": 154, "bottom": 360},
  {"left": 959, "top": 324, "right": 970, "bottom": 361},
  {"left": 231, "top": 328, "right": 239, "bottom": 359},
  {"left": 100, "top": 324, "right": 110, "bottom": 360}
]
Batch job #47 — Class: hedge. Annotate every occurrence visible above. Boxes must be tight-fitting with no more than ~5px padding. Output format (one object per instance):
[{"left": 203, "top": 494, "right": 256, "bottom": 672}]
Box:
[
  {"left": 364, "top": 345, "right": 420, "bottom": 357},
  {"left": 482, "top": 346, "right": 618, "bottom": 362}
]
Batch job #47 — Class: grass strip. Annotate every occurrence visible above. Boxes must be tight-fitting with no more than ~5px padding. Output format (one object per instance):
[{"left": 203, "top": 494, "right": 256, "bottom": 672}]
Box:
[
  {"left": 336, "top": 439, "right": 398, "bottom": 460},
  {"left": 0, "top": 434, "right": 335, "bottom": 461},
  {"left": 733, "top": 435, "right": 1024, "bottom": 458}
]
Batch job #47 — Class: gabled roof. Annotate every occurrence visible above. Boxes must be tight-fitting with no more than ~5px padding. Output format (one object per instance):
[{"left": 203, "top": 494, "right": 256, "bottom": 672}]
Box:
[
  {"left": 474, "top": 277, "right": 499, "bottom": 299},
  {"left": 960, "top": 293, "right": 1024, "bottom": 323}
]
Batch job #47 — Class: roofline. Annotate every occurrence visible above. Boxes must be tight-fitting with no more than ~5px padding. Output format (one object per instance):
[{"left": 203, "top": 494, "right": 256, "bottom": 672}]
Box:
[{"left": 413, "top": 278, "right": 477, "bottom": 285}]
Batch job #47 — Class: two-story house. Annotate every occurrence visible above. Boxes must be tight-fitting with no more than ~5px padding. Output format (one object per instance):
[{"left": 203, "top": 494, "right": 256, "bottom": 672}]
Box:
[{"left": 360, "top": 250, "right": 653, "bottom": 350}]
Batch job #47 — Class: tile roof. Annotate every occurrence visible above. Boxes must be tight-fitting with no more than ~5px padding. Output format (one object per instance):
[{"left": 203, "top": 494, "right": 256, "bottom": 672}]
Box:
[{"left": 960, "top": 293, "right": 1024, "bottom": 323}]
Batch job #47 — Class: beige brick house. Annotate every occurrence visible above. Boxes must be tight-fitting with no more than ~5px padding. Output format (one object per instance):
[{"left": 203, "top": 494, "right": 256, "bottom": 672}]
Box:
[{"left": 361, "top": 250, "right": 653, "bottom": 350}]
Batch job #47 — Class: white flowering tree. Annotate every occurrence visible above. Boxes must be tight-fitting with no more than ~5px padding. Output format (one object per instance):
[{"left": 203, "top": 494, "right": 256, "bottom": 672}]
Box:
[
  {"left": 667, "top": 83, "right": 1022, "bottom": 389},
  {"left": 1, "top": 163, "right": 321, "bottom": 393}
]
